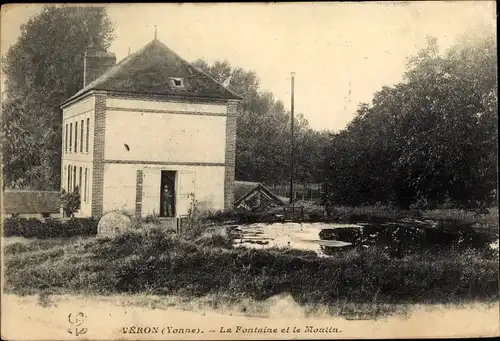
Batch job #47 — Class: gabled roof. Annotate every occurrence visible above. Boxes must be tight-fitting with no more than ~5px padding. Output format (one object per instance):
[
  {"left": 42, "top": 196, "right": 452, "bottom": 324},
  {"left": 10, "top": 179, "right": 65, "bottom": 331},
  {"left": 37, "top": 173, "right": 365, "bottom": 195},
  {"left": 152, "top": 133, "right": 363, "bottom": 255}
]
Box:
[
  {"left": 234, "top": 181, "right": 260, "bottom": 203},
  {"left": 63, "top": 39, "right": 242, "bottom": 106},
  {"left": 234, "top": 181, "right": 285, "bottom": 208},
  {"left": 3, "top": 190, "right": 60, "bottom": 214}
]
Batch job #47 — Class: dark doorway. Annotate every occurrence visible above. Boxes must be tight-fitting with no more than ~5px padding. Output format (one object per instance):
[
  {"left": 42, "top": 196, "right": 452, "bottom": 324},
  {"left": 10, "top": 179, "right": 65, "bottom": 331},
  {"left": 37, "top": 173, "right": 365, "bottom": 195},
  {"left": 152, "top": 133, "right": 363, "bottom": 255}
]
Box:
[{"left": 160, "top": 171, "right": 176, "bottom": 217}]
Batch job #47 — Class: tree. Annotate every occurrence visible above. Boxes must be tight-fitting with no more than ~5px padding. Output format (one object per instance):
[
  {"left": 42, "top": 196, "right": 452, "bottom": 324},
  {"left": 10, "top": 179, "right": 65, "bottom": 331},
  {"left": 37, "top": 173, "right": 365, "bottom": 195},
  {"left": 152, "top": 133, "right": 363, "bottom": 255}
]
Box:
[
  {"left": 323, "top": 33, "right": 497, "bottom": 209},
  {"left": 393, "top": 34, "right": 497, "bottom": 208},
  {"left": 192, "top": 59, "right": 328, "bottom": 185},
  {"left": 2, "top": 5, "right": 115, "bottom": 189}
]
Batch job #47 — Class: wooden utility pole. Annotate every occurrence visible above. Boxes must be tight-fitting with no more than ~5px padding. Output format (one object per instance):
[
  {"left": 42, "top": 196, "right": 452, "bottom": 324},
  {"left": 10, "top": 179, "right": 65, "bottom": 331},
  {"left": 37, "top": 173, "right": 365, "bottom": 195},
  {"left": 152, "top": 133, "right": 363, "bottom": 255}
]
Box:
[{"left": 289, "top": 72, "right": 295, "bottom": 204}]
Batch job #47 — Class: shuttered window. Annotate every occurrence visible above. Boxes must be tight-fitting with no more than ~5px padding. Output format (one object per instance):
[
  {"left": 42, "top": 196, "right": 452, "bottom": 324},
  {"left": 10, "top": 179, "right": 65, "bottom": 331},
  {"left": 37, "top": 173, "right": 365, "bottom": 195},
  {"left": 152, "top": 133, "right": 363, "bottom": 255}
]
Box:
[
  {"left": 65, "top": 124, "right": 68, "bottom": 153},
  {"left": 84, "top": 168, "right": 88, "bottom": 202},
  {"left": 80, "top": 120, "right": 84, "bottom": 153},
  {"left": 67, "top": 165, "right": 71, "bottom": 190},
  {"left": 79, "top": 167, "right": 82, "bottom": 197},
  {"left": 86, "top": 118, "right": 90, "bottom": 153},
  {"left": 74, "top": 121, "right": 78, "bottom": 152},
  {"left": 69, "top": 123, "right": 73, "bottom": 153},
  {"left": 73, "top": 166, "right": 77, "bottom": 191}
]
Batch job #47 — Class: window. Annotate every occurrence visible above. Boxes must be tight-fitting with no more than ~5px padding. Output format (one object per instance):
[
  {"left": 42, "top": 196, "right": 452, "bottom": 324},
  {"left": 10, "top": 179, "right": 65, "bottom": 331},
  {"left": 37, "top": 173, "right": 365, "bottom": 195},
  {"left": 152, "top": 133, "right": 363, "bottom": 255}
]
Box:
[
  {"left": 74, "top": 121, "right": 78, "bottom": 153},
  {"left": 80, "top": 120, "right": 83, "bottom": 153},
  {"left": 86, "top": 118, "right": 90, "bottom": 153},
  {"left": 69, "top": 123, "right": 73, "bottom": 153},
  {"left": 79, "top": 167, "right": 82, "bottom": 198},
  {"left": 67, "top": 165, "right": 71, "bottom": 190},
  {"left": 41, "top": 213, "right": 50, "bottom": 218},
  {"left": 73, "top": 166, "right": 77, "bottom": 191},
  {"left": 169, "top": 77, "right": 185, "bottom": 89},
  {"left": 84, "top": 168, "right": 88, "bottom": 202},
  {"left": 65, "top": 124, "right": 68, "bottom": 153}
]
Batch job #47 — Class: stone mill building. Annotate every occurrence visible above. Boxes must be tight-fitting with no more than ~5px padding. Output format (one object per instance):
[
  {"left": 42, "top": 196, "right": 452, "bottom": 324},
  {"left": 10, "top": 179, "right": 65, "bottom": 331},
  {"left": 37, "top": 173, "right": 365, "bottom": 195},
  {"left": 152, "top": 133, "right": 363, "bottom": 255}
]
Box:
[{"left": 60, "top": 37, "right": 242, "bottom": 218}]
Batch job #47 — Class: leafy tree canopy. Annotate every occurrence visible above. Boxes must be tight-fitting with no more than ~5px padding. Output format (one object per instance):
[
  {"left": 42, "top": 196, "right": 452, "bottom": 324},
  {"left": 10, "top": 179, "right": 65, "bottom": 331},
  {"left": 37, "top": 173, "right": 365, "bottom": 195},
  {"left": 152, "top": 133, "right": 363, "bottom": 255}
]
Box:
[
  {"left": 323, "top": 33, "right": 497, "bottom": 210},
  {"left": 193, "top": 59, "right": 329, "bottom": 185},
  {"left": 2, "top": 5, "right": 115, "bottom": 189}
]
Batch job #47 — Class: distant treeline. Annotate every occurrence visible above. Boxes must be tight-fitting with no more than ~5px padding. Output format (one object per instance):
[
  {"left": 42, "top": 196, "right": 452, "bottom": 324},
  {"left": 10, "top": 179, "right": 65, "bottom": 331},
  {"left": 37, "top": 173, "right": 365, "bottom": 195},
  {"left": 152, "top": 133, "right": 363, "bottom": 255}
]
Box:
[
  {"left": 199, "top": 33, "right": 497, "bottom": 210},
  {"left": 322, "top": 35, "right": 497, "bottom": 210},
  {"left": 192, "top": 59, "right": 328, "bottom": 186}
]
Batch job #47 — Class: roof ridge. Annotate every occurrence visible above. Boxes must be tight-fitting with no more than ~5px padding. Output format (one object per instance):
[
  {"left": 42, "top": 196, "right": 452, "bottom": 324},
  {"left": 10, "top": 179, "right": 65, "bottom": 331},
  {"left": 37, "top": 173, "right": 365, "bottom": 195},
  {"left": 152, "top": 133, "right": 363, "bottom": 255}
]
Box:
[
  {"left": 62, "top": 39, "right": 243, "bottom": 106},
  {"left": 153, "top": 40, "right": 243, "bottom": 101},
  {"left": 258, "top": 184, "right": 284, "bottom": 203},
  {"left": 234, "top": 181, "right": 285, "bottom": 206},
  {"left": 66, "top": 41, "right": 156, "bottom": 103}
]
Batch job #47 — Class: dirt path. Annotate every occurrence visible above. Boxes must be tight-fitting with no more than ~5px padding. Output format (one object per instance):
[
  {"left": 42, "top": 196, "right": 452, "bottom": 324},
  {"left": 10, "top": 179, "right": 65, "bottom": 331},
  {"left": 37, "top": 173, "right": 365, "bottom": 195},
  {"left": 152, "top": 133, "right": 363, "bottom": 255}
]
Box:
[{"left": 2, "top": 294, "right": 499, "bottom": 340}]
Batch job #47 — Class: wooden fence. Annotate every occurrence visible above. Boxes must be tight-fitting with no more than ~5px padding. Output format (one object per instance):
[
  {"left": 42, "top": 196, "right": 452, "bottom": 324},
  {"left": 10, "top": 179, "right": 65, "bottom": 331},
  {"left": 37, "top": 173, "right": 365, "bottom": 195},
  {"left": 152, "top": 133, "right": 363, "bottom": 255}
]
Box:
[{"left": 265, "top": 183, "right": 323, "bottom": 202}]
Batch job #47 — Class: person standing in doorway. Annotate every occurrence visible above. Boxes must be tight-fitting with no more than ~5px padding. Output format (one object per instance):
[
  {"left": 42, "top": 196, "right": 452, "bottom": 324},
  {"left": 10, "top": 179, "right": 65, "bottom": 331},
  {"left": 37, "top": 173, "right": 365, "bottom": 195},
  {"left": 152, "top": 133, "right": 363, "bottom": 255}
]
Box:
[{"left": 162, "top": 185, "right": 173, "bottom": 217}]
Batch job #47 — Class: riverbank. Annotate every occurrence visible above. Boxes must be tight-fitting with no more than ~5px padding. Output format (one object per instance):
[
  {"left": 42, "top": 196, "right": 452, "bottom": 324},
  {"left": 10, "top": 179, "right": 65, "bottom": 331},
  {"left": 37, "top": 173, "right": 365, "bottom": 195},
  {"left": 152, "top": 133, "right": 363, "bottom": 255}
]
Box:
[{"left": 4, "top": 226, "right": 498, "bottom": 307}]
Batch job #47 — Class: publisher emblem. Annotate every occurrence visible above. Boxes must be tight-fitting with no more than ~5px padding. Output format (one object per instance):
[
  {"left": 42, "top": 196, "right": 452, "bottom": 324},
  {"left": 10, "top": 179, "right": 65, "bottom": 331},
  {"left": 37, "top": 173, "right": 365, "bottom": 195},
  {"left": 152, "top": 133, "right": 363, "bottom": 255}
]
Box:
[{"left": 68, "top": 312, "right": 88, "bottom": 336}]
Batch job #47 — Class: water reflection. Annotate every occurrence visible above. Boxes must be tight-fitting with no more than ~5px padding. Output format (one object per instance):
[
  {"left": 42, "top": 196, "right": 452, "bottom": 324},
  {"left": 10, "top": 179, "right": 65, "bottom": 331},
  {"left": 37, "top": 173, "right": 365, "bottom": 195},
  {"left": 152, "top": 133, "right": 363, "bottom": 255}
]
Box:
[
  {"left": 231, "top": 220, "right": 498, "bottom": 259},
  {"left": 319, "top": 220, "right": 497, "bottom": 258}
]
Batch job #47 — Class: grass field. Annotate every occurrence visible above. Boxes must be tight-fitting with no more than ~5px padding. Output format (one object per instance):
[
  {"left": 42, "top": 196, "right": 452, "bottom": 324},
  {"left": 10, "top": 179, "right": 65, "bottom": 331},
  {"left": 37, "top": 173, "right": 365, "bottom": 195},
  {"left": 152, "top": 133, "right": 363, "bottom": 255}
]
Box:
[
  {"left": 4, "top": 219, "right": 498, "bottom": 319},
  {"left": 3, "top": 205, "right": 498, "bottom": 319}
]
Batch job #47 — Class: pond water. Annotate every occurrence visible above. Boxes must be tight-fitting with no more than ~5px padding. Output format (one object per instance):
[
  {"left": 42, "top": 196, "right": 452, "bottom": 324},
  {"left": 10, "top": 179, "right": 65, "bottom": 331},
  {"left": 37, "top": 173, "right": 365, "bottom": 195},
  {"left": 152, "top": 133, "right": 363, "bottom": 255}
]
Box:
[{"left": 230, "top": 220, "right": 499, "bottom": 258}]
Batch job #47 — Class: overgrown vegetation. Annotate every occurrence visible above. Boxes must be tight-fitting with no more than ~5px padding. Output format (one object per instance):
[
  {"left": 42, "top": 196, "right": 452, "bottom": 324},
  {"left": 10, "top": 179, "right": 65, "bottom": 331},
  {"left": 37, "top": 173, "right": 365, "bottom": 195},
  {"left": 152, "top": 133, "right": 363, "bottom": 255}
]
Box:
[
  {"left": 205, "top": 204, "right": 499, "bottom": 230},
  {"left": 4, "top": 206, "right": 497, "bottom": 315},
  {"left": 323, "top": 33, "right": 497, "bottom": 211},
  {"left": 2, "top": 6, "right": 115, "bottom": 190},
  {"left": 4, "top": 226, "right": 498, "bottom": 306},
  {"left": 61, "top": 187, "right": 81, "bottom": 217},
  {"left": 3, "top": 217, "right": 98, "bottom": 238}
]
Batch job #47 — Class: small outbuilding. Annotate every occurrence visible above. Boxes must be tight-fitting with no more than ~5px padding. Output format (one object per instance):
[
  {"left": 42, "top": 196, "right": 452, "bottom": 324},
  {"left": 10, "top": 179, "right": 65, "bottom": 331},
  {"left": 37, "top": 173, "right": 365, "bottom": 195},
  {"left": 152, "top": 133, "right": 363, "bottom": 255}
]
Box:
[
  {"left": 234, "top": 181, "right": 285, "bottom": 211},
  {"left": 2, "top": 189, "right": 61, "bottom": 218}
]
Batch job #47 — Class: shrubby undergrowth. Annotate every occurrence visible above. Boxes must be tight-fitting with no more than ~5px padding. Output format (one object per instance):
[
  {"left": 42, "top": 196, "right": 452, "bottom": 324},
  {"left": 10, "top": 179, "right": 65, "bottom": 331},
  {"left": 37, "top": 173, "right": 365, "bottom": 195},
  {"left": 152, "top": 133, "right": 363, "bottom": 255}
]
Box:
[{"left": 3, "top": 217, "right": 98, "bottom": 238}]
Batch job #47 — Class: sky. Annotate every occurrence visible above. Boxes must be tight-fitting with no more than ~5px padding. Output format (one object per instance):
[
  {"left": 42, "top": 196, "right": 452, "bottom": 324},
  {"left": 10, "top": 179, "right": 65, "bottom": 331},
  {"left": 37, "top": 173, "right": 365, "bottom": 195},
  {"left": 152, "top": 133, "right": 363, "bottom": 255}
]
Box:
[{"left": 1, "top": 2, "right": 496, "bottom": 131}]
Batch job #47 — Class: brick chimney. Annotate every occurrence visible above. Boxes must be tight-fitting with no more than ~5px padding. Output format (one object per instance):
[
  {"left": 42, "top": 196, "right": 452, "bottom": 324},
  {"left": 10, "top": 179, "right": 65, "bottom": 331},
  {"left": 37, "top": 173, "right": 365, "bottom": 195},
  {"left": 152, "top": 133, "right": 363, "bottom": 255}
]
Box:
[{"left": 83, "top": 48, "right": 116, "bottom": 87}]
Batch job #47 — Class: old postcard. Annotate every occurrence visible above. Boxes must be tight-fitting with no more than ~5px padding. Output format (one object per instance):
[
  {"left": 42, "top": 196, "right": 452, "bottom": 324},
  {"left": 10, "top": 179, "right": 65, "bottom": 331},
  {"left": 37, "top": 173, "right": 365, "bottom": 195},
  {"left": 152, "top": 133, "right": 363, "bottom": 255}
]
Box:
[{"left": 1, "top": 2, "right": 499, "bottom": 340}]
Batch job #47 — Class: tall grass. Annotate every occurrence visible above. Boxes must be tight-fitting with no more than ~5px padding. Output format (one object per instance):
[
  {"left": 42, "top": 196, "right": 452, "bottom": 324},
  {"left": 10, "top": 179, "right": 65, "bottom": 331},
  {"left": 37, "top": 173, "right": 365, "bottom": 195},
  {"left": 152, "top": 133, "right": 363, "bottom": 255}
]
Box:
[
  {"left": 423, "top": 207, "right": 499, "bottom": 227},
  {"left": 4, "top": 227, "right": 498, "bottom": 306}
]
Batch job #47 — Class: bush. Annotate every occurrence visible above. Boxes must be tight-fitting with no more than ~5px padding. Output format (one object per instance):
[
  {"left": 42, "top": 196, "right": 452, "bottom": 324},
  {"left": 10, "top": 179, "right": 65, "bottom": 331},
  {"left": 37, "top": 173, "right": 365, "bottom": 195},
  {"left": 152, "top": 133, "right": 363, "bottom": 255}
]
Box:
[
  {"left": 195, "top": 231, "right": 233, "bottom": 249},
  {"left": 178, "top": 200, "right": 245, "bottom": 238},
  {"left": 205, "top": 210, "right": 238, "bottom": 223},
  {"left": 142, "top": 214, "right": 161, "bottom": 224},
  {"left": 324, "top": 205, "right": 420, "bottom": 223},
  {"left": 64, "top": 218, "right": 98, "bottom": 237},
  {"left": 61, "top": 188, "right": 81, "bottom": 217},
  {"left": 3, "top": 217, "right": 98, "bottom": 238}
]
